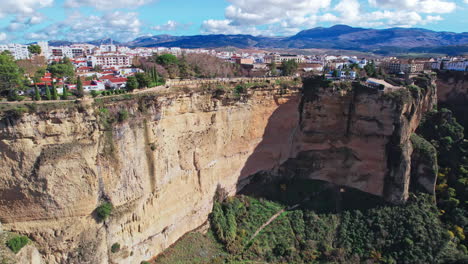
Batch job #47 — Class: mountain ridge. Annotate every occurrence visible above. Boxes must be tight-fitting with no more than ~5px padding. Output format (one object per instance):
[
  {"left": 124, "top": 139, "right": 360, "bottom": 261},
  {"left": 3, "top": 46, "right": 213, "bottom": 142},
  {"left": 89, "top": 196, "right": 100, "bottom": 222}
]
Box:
[{"left": 46, "top": 25, "right": 468, "bottom": 54}]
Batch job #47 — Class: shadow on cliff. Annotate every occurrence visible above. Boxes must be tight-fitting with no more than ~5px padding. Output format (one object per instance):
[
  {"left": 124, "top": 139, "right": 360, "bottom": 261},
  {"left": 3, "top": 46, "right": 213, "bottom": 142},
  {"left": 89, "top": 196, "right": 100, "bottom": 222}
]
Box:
[{"left": 233, "top": 84, "right": 387, "bottom": 213}]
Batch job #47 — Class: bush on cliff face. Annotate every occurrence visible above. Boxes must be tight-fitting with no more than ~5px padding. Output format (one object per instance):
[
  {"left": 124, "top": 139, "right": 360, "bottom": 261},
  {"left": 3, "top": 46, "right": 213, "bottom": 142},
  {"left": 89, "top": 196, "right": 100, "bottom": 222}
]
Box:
[
  {"left": 6, "top": 235, "right": 29, "bottom": 254},
  {"left": 95, "top": 202, "right": 113, "bottom": 221}
]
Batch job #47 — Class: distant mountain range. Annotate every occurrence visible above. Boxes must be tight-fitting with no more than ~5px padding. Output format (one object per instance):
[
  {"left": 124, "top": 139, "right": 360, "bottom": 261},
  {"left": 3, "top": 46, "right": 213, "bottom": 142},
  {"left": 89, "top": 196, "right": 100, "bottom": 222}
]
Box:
[{"left": 49, "top": 25, "right": 468, "bottom": 55}]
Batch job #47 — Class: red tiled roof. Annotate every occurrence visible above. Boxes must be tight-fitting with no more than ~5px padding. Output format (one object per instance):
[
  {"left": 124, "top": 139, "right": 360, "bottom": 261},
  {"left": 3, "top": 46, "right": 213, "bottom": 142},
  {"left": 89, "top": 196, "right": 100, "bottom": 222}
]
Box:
[
  {"left": 108, "top": 77, "right": 127, "bottom": 83},
  {"left": 99, "top": 75, "right": 115, "bottom": 80}
]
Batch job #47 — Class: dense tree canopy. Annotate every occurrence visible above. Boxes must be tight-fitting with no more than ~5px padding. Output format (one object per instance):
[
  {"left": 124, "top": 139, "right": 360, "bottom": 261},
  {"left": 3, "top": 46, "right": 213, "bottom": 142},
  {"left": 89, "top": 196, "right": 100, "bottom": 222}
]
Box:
[
  {"left": 281, "top": 60, "right": 298, "bottom": 76},
  {"left": 47, "top": 58, "right": 74, "bottom": 79},
  {"left": 0, "top": 51, "right": 24, "bottom": 94},
  {"left": 28, "top": 44, "right": 42, "bottom": 55}
]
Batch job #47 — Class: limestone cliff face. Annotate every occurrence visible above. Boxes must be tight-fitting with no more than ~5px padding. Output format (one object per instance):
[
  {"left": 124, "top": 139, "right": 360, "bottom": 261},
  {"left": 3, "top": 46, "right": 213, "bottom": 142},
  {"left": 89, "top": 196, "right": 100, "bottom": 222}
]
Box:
[
  {"left": 436, "top": 72, "right": 468, "bottom": 135},
  {"left": 0, "top": 77, "right": 436, "bottom": 263},
  {"left": 282, "top": 78, "right": 437, "bottom": 203},
  {"left": 0, "top": 85, "right": 301, "bottom": 264}
]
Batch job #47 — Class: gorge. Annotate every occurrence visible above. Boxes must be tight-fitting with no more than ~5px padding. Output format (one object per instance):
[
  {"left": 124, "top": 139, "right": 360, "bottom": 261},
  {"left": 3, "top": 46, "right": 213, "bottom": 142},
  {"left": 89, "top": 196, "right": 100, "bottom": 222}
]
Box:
[{"left": 0, "top": 76, "right": 438, "bottom": 264}]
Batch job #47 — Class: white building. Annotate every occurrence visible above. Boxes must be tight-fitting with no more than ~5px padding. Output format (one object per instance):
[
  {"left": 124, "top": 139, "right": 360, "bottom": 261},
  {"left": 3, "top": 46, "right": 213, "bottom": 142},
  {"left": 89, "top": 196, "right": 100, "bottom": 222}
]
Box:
[
  {"left": 0, "top": 44, "right": 30, "bottom": 60},
  {"left": 444, "top": 60, "right": 468, "bottom": 71},
  {"left": 91, "top": 54, "right": 131, "bottom": 67}
]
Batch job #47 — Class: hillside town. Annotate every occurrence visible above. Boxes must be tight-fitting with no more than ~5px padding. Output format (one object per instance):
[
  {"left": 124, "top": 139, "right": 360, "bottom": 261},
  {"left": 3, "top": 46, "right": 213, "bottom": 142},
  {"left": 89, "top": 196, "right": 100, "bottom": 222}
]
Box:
[{"left": 0, "top": 41, "right": 466, "bottom": 101}]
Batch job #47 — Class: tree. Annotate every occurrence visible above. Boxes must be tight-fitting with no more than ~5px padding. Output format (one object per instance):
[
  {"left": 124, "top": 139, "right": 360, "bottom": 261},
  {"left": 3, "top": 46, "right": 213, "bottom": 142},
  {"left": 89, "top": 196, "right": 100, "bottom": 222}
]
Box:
[
  {"left": 281, "top": 60, "right": 298, "bottom": 76},
  {"left": 28, "top": 44, "right": 42, "bottom": 55},
  {"left": 61, "top": 84, "right": 68, "bottom": 100},
  {"left": 47, "top": 58, "right": 74, "bottom": 79},
  {"left": 76, "top": 76, "right": 84, "bottom": 98},
  {"left": 156, "top": 54, "right": 178, "bottom": 66},
  {"left": 0, "top": 51, "right": 23, "bottom": 95},
  {"left": 34, "top": 85, "right": 41, "bottom": 101},
  {"left": 332, "top": 69, "right": 339, "bottom": 77},
  {"left": 45, "top": 84, "right": 51, "bottom": 100},
  {"left": 135, "top": 73, "right": 150, "bottom": 89},
  {"left": 51, "top": 83, "right": 58, "bottom": 100},
  {"left": 269, "top": 61, "right": 278, "bottom": 76},
  {"left": 126, "top": 76, "right": 138, "bottom": 91}
]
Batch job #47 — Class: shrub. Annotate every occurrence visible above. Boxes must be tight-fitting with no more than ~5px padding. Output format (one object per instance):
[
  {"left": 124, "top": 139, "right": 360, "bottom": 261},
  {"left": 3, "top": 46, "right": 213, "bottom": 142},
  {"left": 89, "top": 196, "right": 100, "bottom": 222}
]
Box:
[
  {"left": 95, "top": 202, "right": 113, "bottom": 221},
  {"left": 233, "top": 85, "right": 245, "bottom": 97},
  {"left": 111, "top": 243, "right": 120, "bottom": 253},
  {"left": 140, "top": 261, "right": 150, "bottom": 264},
  {"left": 6, "top": 235, "right": 29, "bottom": 253},
  {"left": 117, "top": 110, "right": 129, "bottom": 122},
  {"left": 90, "top": 90, "right": 99, "bottom": 98}
]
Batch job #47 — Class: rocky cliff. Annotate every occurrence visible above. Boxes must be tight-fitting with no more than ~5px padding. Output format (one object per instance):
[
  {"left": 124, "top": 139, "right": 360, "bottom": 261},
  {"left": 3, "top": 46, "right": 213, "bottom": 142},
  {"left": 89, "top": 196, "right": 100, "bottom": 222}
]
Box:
[
  {"left": 436, "top": 71, "right": 468, "bottom": 136},
  {"left": 0, "top": 82, "right": 301, "bottom": 264},
  {"left": 0, "top": 77, "right": 436, "bottom": 263},
  {"left": 279, "top": 76, "right": 437, "bottom": 203}
]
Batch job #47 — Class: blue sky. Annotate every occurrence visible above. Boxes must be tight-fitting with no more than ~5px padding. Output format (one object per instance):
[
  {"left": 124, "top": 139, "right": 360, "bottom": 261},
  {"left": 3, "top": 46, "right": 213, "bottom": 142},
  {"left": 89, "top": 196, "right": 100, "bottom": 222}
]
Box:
[{"left": 0, "top": 0, "right": 467, "bottom": 43}]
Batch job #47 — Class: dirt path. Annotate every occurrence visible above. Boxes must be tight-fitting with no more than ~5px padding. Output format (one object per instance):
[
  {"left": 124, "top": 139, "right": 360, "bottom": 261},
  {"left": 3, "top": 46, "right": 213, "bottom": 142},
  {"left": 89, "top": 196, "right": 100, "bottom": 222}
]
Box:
[{"left": 246, "top": 203, "right": 301, "bottom": 244}]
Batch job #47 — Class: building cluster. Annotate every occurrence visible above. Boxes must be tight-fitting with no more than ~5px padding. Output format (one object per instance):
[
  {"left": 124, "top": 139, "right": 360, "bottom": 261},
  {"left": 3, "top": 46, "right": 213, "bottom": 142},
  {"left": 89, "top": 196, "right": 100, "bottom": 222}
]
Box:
[{"left": 2, "top": 40, "right": 466, "bottom": 95}]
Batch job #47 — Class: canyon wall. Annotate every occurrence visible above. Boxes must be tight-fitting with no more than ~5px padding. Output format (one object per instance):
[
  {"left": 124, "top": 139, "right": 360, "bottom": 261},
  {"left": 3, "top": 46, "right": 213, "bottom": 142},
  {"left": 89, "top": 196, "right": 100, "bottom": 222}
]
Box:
[
  {"left": 0, "top": 77, "right": 437, "bottom": 263},
  {"left": 0, "top": 83, "right": 301, "bottom": 264},
  {"left": 281, "top": 77, "right": 437, "bottom": 203},
  {"left": 436, "top": 71, "right": 468, "bottom": 135}
]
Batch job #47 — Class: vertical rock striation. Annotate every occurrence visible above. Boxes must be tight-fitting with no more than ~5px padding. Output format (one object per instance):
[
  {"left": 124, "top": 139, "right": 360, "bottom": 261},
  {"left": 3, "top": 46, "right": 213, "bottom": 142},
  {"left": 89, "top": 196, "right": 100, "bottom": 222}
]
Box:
[{"left": 0, "top": 76, "right": 437, "bottom": 263}]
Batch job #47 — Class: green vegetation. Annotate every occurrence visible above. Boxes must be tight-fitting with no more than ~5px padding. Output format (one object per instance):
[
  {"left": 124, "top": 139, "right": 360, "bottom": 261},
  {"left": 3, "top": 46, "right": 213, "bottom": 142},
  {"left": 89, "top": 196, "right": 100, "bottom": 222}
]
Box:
[
  {"left": 47, "top": 58, "right": 74, "bottom": 79},
  {"left": 111, "top": 243, "right": 121, "bottom": 253},
  {"left": 76, "top": 76, "right": 84, "bottom": 98},
  {"left": 126, "top": 76, "right": 138, "bottom": 91},
  {"left": 0, "top": 51, "right": 24, "bottom": 96},
  {"left": 6, "top": 235, "right": 29, "bottom": 254},
  {"left": 117, "top": 109, "right": 129, "bottom": 122},
  {"left": 159, "top": 188, "right": 460, "bottom": 264},
  {"left": 154, "top": 232, "right": 226, "bottom": 264},
  {"left": 27, "top": 45, "right": 41, "bottom": 55},
  {"left": 233, "top": 85, "right": 245, "bottom": 98},
  {"left": 416, "top": 108, "right": 467, "bottom": 254},
  {"left": 281, "top": 60, "right": 298, "bottom": 76},
  {"left": 95, "top": 202, "right": 113, "bottom": 221},
  {"left": 156, "top": 54, "right": 179, "bottom": 66}
]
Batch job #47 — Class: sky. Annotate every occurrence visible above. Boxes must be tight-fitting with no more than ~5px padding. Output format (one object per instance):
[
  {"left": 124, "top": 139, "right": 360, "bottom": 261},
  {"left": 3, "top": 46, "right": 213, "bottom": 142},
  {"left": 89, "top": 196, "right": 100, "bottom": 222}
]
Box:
[{"left": 0, "top": 0, "right": 467, "bottom": 44}]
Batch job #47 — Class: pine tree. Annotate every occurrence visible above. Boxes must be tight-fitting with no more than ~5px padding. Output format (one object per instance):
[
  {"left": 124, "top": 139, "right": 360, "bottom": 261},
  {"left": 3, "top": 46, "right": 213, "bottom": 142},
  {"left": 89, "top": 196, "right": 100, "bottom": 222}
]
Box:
[
  {"left": 51, "top": 83, "right": 58, "bottom": 100},
  {"left": 61, "top": 84, "right": 68, "bottom": 100},
  {"left": 45, "top": 84, "right": 51, "bottom": 100},
  {"left": 76, "top": 76, "right": 84, "bottom": 98},
  {"left": 34, "top": 85, "right": 41, "bottom": 101}
]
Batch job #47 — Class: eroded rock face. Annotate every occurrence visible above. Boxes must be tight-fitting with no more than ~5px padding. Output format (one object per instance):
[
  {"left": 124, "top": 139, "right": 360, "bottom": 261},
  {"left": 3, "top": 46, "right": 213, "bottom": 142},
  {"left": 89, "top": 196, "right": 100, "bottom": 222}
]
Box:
[
  {"left": 283, "top": 79, "right": 437, "bottom": 203},
  {"left": 0, "top": 78, "right": 436, "bottom": 263},
  {"left": 0, "top": 86, "right": 301, "bottom": 263}
]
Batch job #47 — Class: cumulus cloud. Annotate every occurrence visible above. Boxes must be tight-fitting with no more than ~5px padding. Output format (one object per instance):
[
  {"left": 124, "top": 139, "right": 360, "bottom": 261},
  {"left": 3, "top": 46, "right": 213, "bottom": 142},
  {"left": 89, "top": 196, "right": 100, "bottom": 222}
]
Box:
[
  {"left": 25, "top": 11, "right": 142, "bottom": 42},
  {"left": 0, "top": 0, "right": 53, "bottom": 17},
  {"left": 6, "top": 14, "right": 46, "bottom": 32},
  {"left": 64, "top": 0, "right": 153, "bottom": 9},
  {"left": 0, "top": 32, "right": 7, "bottom": 42},
  {"left": 152, "top": 20, "right": 191, "bottom": 32},
  {"left": 201, "top": 19, "right": 264, "bottom": 35},
  {"left": 202, "top": 0, "right": 454, "bottom": 35},
  {"left": 203, "top": 0, "right": 331, "bottom": 35},
  {"left": 368, "top": 0, "right": 456, "bottom": 13}
]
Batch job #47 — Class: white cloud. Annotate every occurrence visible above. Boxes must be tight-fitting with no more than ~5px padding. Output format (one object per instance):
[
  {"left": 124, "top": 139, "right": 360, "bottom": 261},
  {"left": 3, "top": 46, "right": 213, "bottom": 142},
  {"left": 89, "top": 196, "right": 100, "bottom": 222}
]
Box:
[
  {"left": 201, "top": 19, "right": 264, "bottom": 35},
  {"left": 0, "top": 32, "right": 7, "bottom": 42},
  {"left": 369, "top": 0, "right": 456, "bottom": 13},
  {"left": 225, "top": 0, "right": 330, "bottom": 26},
  {"left": 152, "top": 20, "right": 191, "bottom": 32},
  {"left": 6, "top": 14, "right": 46, "bottom": 32},
  {"left": 464, "top": 0, "right": 468, "bottom": 4},
  {"left": 64, "top": 0, "right": 153, "bottom": 9},
  {"left": 202, "top": 0, "right": 454, "bottom": 35},
  {"left": 202, "top": 0, "right": 330, "bottom": 35},
  {"left": 25, "top": 11, "right": 142, "bottom": 42},
  {"left": 0, "top": 0, "right": 53, "bottom": 18}
]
